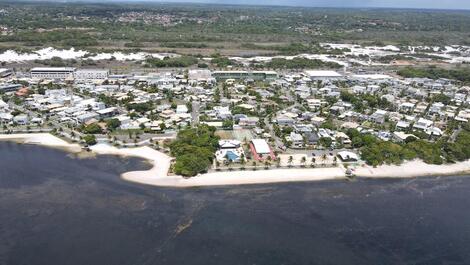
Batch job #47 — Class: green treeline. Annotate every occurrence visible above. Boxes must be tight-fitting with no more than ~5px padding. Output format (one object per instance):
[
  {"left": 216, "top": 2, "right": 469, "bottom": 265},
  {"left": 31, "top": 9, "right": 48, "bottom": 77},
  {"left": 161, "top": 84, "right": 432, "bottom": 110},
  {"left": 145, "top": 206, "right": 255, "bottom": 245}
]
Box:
[
  {"left": 160, "top": 42, "right": 208, "bottom": 48},
  {"left": 0, "top": 30, "right": 98, "bottom": 47},
  {"left": 169, "top": 125, "right": 220, "bottom": 176},
  {"left": 241, "top": 43, "right": 348, "bottom": 55},
  {"left": 398, "top": 67, "right": 470, "bottom": 83},
  {"left": 347, "top": 125, "right": 470, "bottom": 167},
  {"left": 145, "top": 56, "right": 198, "bottom": 68},
  {"left": 261, "top": 58, "right": 342, "bottom": 69}
]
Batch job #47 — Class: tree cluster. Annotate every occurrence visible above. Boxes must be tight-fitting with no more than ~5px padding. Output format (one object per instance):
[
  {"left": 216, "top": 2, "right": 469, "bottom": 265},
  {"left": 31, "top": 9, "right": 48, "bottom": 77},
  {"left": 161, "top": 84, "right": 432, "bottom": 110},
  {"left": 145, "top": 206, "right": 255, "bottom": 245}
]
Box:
[{"left": 169, "top": 125, "right": 220, "bottom": 176}]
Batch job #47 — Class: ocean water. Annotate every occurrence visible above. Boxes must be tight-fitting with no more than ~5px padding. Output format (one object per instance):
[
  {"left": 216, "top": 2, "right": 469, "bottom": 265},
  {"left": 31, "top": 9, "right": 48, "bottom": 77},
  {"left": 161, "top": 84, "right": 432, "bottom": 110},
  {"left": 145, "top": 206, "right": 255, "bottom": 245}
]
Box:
[{"left": 1, "top": 142, "right": 470, "bottom": 265}]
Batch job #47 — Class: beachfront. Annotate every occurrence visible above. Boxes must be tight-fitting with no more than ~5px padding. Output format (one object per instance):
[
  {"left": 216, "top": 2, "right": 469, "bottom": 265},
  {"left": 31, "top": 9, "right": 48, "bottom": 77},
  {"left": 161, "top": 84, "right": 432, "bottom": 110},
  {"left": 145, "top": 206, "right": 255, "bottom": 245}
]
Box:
[{"left": 1, "top": 133, "right": 470, "bottom": 187}]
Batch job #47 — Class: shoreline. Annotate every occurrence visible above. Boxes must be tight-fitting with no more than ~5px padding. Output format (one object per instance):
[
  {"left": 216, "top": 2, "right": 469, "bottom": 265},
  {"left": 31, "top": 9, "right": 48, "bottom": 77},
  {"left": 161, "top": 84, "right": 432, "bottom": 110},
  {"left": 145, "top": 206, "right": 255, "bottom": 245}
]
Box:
[
  {"left": 1, "top": 133, "right": 470, "bottom": 187},
  {"left": 353, "top": 160, "right": 470, "bottom": 179}
]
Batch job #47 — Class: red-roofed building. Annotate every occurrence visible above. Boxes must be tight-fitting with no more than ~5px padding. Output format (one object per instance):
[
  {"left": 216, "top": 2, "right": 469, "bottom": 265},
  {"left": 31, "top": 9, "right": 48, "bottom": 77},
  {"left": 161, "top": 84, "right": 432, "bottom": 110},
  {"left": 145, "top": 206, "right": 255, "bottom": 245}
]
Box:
[
  {"left": 249, "top": 139, "right": 276, "bottom": 161},
  {"left": 15, "top": 87, "right": 30, "bottom": 97}
]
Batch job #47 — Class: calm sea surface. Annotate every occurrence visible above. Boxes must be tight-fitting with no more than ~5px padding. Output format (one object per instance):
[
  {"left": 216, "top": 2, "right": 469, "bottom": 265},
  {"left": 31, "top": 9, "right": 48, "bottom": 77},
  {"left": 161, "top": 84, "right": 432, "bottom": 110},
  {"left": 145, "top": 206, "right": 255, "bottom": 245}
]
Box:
[{"left": 1, "top": 142, "right": 470, "bottom": 265}]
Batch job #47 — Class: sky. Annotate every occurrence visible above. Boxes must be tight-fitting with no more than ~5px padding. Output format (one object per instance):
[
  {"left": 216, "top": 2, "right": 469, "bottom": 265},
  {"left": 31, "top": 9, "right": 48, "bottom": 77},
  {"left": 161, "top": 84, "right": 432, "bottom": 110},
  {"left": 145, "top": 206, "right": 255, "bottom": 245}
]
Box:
[{"left": 86, "top": 0, "right": 470, "bottom": 10}]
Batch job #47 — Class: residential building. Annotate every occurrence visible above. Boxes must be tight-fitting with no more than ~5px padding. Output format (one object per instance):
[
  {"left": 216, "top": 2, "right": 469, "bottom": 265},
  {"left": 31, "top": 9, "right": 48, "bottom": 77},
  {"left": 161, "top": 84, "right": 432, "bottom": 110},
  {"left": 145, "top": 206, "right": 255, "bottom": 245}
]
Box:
[{"left": 414, "top": 118, "right": 433, "bottom": 130}]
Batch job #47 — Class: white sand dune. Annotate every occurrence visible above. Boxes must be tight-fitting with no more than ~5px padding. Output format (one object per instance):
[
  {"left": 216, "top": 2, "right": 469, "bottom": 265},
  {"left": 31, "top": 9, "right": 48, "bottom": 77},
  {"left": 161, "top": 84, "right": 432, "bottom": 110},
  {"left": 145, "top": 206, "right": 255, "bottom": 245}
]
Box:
[
  {"left": 2, "top": 133, "right": 470, "bottom": 187},
  {"left": 0, "top": 47, "right": 178, "bottom": 62}
]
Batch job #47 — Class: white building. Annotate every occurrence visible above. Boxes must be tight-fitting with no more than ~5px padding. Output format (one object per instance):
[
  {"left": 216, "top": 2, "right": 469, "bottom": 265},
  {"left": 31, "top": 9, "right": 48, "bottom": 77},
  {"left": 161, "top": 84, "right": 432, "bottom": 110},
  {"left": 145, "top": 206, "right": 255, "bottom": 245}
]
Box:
[
  {"left": 337, "top": 151, "right": 359, "bottom": 162},
  {"left": 413, "top": 118, "right": 433, "bottom": 130},
  {"left": 251, "top": 139, "right": 271, "bottom": 155},
  {"left": 305, "top": 70, "right": 342, "bottom": 81},
  {"left": 287, "top": 132, "right": 304, "bottom": 148},
  {"left": 393, "top": 131, "right": 417, "bottom": 143},
  {"left": 75, "top": 69, "right": 109, "bottom": 80},
  {"left": 396, "top": 120, "right": 411, "bottom": 131},
  {"left": 31, "top": 67, "right": 75, "bottom": 79},
  {"left": 214, "top": 106, "right": 232, "bottom": 119},
  {"left": 13, "top": 115, "right": 28, "bottom": 125},
  {"left": 0, "top": 99, "right": 9, "bottom": 110},
  {"left": 0, "top": 68, "right": 13, "bottom": 78},
  {"left": 96, "top": 107, "right": 118, "bottom": 118},
  {"left": 307, "top": 98, "right": 323, "bottom": 109},
  {"left": 370, "top": 109, "right": 387, "bottom": 124},
  {"left": 176, "top": 105, "right": 189, "bottom": 114},
  {"left": 399, "top": 102, "right": 415, "bottom": 113}
]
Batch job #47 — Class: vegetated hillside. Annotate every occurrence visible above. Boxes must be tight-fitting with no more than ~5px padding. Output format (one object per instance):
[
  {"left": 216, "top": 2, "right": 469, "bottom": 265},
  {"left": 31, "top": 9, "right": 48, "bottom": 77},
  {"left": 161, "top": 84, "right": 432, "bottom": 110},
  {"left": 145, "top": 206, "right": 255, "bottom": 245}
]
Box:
[{"left": 1, "top": 1, "right": 470, "bottom": 53}]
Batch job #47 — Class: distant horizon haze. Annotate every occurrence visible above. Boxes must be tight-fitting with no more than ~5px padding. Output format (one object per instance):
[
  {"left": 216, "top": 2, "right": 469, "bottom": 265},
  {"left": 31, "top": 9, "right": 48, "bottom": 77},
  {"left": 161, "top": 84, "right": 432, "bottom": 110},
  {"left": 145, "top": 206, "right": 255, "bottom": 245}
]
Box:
[{"left": 14, "top": 0, "right": 470, "bottom": 10}]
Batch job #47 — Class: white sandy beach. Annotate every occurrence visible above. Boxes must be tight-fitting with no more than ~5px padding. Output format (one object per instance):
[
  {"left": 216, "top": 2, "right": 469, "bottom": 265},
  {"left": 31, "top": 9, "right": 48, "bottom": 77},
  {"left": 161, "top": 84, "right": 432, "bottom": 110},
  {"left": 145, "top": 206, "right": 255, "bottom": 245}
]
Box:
[
  {"left": 1, "top": 133, "right": 470, "bottom": 187},
  {"left": 354, "top": 160, "right": 470, "bottom": 178},
  {"left": 90, "top": 143, "right": 347, "bottom": 187},
  {"left": 0, "top": 133, "right": 82, "bottom": 152}
]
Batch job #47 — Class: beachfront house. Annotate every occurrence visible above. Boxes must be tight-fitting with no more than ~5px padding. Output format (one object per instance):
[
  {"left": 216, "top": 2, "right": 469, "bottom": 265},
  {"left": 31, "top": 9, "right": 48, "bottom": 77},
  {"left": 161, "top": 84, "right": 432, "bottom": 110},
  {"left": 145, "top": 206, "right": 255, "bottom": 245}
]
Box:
[
  {"left": 250, "top": 139, "right": 274, "bottom": 161},
  {"left": 337, "top": 151, "right": 359, "bottom": 162},
  {"left": 215, "top": 140, "right": 245, "bottom": 164}
]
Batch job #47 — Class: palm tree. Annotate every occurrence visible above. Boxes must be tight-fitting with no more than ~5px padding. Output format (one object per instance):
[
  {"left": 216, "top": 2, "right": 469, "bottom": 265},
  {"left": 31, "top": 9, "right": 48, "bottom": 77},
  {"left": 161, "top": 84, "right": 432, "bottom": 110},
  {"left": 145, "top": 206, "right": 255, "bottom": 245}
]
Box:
[
  {"left": 240, "top": 159, "right": 246, "bottom": 170},
  {"left": 264, "top": 160, "right": 270, "bottom": 169}
]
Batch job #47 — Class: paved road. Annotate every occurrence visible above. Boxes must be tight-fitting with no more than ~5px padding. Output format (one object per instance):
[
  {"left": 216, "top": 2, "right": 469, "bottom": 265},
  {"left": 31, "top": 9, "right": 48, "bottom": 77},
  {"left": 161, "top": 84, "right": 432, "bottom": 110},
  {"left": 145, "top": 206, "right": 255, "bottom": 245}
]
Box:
[{"left": 191, "top": 101, "right": 200, "bottom": 126}]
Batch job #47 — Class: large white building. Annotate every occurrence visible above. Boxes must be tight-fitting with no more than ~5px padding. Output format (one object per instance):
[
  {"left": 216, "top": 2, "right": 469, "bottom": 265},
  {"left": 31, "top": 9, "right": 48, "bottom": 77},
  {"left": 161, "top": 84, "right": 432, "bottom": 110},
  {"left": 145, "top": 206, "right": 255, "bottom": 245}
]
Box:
[
  {"left": 251, "top": 139, "right": 271, "bottom": 155},
  {"left": 31, "top": 67, "right": 75, "bottom": 79},
  {"left": 74, "top": 69, "right": 109, "bottom": 80},
  {"left": 305, "top": 70, "right": 342, "bottom": 81},
  {"left": 0, "top": 68, "right": 13, "bottom": 78}
]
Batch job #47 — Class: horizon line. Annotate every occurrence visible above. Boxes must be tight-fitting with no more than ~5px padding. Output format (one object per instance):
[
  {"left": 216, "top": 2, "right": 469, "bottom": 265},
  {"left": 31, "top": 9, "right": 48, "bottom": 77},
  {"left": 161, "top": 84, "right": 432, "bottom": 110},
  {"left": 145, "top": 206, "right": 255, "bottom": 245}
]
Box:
[{"left": 1, "top": 0, "right": 470, "bottom": 12}]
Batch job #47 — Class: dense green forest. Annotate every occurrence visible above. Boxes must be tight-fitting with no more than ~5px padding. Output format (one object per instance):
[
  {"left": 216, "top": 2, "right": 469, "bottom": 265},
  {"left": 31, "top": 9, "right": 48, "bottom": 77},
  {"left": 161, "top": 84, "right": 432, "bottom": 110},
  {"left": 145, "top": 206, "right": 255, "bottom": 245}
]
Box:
[{"left": 169, "top": 125, "right": 219, "bottom": 176}]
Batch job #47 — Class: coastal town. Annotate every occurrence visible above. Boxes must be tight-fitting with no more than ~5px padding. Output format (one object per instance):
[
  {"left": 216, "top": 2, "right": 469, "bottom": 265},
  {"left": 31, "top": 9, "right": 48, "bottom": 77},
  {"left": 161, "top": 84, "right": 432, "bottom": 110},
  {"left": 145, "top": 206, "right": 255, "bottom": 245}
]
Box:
[
  {"left": 4, "top": 2, "right": 470, "bottom": 265},
  {"left": 1, "top": 46, "right": 470, "bottom": 186}
]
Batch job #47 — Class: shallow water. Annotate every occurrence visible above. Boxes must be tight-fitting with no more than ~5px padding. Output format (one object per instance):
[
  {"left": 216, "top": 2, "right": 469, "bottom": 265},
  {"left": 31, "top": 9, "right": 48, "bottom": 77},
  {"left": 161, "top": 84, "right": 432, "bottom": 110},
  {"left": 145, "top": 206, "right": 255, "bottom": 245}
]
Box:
[{"left": 1, "top": 142, "right": 470, "bottom": 265}]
